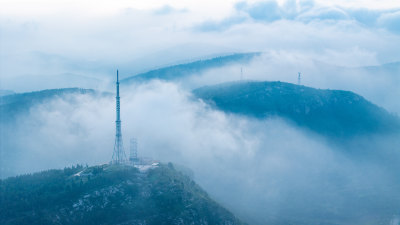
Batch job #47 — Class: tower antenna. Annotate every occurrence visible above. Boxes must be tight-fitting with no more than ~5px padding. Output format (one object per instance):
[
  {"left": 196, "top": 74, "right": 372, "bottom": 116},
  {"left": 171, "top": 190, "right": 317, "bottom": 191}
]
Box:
[{"left": 112, "top": 69, "right": 127, "bottom": 164}]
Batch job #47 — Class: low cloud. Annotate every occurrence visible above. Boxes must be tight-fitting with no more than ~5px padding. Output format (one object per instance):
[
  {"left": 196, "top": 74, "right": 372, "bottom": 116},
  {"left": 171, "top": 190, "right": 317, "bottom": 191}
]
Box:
[
  {"left": 180, "top": 50, "right": 400, "bottom": 114},
  {"left": 2, "top": 81, "right": 400, "bottom": 224}
]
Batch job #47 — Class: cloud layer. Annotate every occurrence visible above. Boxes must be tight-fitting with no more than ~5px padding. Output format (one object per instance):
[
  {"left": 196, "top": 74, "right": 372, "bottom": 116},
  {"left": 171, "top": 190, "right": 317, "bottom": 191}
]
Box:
[{"left": 2, "top": 81, "right": 400, "bottom": 224}]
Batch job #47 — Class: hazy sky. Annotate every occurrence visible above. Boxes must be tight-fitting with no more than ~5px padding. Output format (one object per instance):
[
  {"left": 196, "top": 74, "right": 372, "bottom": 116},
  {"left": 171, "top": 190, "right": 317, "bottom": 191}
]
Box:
[
  {"left": 2, "top": 0, "right": 400, "bottom": 16},
  {"left": 1, "top": 0, "right": 400, "bottom": 91}
]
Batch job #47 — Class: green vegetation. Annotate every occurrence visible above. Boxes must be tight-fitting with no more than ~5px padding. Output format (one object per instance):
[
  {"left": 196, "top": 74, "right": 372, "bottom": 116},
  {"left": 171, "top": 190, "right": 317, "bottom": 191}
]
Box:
[
  {"left": 0, "top": 163, "right": 243, "bottom": 225},
  {"left": 193, "top": 81, "right": 400, "bottom": 137}
]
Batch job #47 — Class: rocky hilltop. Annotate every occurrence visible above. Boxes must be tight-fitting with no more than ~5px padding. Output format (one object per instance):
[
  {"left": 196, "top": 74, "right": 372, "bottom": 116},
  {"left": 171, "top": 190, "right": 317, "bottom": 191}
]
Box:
[{"left": 0, "top": 163, "right": 244, "bottom": 225}]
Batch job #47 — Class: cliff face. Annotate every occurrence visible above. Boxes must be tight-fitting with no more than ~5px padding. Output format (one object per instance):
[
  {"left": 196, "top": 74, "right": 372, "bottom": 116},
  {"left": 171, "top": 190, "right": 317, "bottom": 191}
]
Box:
[{"left": 0, "top": 163, "right": 244, "bottom": 225}]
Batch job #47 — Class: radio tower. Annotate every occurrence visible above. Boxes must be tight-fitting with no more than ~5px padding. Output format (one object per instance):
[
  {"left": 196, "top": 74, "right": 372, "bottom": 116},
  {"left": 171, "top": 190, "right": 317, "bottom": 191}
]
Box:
[{"left": 112, "top": 70, "right": 127, "bottom": 164}]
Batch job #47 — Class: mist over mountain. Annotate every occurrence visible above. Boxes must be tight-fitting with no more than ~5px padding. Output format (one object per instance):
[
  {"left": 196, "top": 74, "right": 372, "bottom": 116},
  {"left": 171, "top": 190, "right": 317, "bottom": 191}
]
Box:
[
  {"left": 193, "top": 81, "right": 400, "bottom": 138},
  {"left": 2, "top": 0, "right": 400, "bottom": 224},
  {"left": 362, "top": 61, "right": 400, "bottom": 74},
  {"left": 0, "top": 90, "right": 14, "bottom": 97},
  {"left": 0, "top": 88, "right": 101, "bottom": 123},
  {"left": 121, "top": 52, "right": 260, "bottom": 84},
  {"left": 2, "top": 74, "right": 104, "bottom": 93},
  {"left": 0, "top": 89, "right": 109, "bottom": 178},
  {"left": 1, "top": 80, "right": 400, "bottom": 225}
]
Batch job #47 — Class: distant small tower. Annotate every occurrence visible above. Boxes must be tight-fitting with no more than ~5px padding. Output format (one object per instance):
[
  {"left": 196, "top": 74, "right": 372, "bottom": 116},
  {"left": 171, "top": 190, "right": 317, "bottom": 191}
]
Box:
[
  {"left": 112, "top": 70, "right": 127, "bottom": 164},
  {"left": 240, "top": 67, "right": 243, "bottom": 80},
  {"left": 297, "top": 72, "right": 301, "bottom": 85},
  {"left": 129, "top": 138, "right": 138, "bottom": 164}
]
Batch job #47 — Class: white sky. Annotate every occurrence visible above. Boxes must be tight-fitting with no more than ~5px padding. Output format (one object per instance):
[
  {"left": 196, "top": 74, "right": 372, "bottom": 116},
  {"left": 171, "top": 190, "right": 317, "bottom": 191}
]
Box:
[
  {"left": 1, "top": 0, "right": 400, "bottom": 92},
  {"left": 1, "top": 0, "right": 399, "bottom": 18}
]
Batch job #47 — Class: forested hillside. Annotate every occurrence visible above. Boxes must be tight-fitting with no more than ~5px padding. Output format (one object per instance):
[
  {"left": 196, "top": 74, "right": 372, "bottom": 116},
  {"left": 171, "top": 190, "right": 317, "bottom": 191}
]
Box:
[
  {"left": 194, "top": 81, "right": 400, "bottom": 137},
  {"left": 0, "top": 163, "right": 243, "bottom": 225}
]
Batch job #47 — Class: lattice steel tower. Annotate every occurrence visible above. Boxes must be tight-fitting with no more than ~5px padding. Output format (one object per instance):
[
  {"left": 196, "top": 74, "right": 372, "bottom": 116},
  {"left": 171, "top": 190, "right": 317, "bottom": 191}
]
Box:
[{"left": 112, "top": 70, "right": 127, "bottom": 164}]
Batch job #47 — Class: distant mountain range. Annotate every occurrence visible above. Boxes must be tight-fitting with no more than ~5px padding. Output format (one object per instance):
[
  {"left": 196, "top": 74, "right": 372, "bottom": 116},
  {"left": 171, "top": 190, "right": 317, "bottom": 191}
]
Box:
[
  {"left": 361, "top": 61, "right": 400, "bottom": 74},
  {"left": 0, "top": 163, "right": 243, "bottom": 225},
  {"left": 0, "top": 90, "right": 14, "bottom": 97},
  {"left": 0, "top": 88, "right": 96, "bottom": 106},
  {"left": 0, "top": 88, "right": 101, "bottom": 123},
  {"left": 193, "top": 81, "right": 400, "bottom": 137},
  {"left": 121, "top": 52, "right": 260, "bottom": 83},
  {"left": 2, "top": 73, "right": 104, "bottom": 93},
  {"left": 2, "top": 80, "right": 399, "bottom": 139},
  {"left": 2, "top": 79, "right": 399, "bottom": 139}
]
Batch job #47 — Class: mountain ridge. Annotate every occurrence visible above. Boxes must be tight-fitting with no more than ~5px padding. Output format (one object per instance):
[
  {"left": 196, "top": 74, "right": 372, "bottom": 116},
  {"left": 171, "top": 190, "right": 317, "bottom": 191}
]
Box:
[
  {"left": 193, "top": 80, "right": 400, "bottom": 137},
  {"left": 121, "top": 52, "right": 260, "bottom": 83},
  {"left": 0, "top": 88, "right": 103, "bottom": 124}
]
